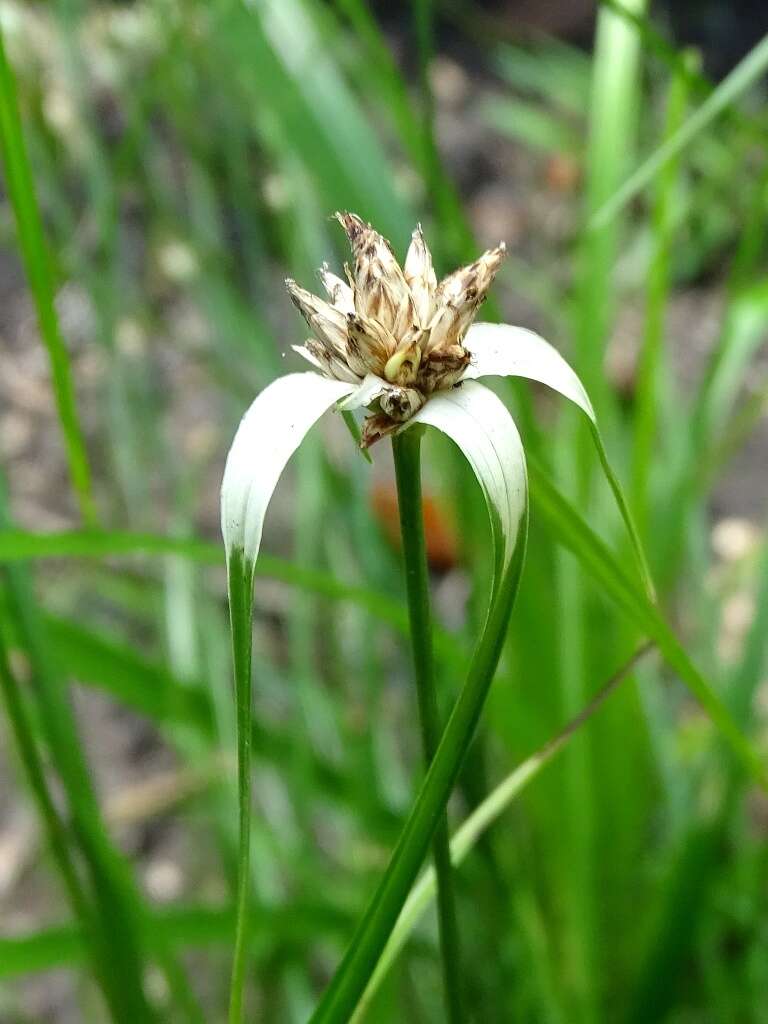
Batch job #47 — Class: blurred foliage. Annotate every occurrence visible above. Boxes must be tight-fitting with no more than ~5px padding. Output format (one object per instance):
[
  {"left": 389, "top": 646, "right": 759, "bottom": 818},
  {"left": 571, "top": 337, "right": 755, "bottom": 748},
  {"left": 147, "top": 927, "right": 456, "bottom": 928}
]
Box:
[{"left": 0, "top": 0, "right": 767, "bottom": 1021}]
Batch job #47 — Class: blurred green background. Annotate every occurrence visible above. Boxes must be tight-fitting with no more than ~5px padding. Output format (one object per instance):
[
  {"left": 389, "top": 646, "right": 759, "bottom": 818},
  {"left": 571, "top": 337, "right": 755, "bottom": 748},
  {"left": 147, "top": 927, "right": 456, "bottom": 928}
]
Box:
[{"left": 0, "top": 1, "right": 767, "bottom": 1021}]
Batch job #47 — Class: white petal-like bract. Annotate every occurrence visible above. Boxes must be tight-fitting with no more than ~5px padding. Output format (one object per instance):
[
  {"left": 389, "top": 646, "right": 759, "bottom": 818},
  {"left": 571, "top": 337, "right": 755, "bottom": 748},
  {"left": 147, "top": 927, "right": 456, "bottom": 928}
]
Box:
[
  {"left": 463, "top": 322, "right": 594, "bottom": 421},
  {"left": 464, "top": 322, "right": 656, "bottom": 598},
  {"left": 221, "top": 373, "right": 353, "bottom": 566},
  {"left": 402, "top": 380, "right": 527, "bottom": 575}
]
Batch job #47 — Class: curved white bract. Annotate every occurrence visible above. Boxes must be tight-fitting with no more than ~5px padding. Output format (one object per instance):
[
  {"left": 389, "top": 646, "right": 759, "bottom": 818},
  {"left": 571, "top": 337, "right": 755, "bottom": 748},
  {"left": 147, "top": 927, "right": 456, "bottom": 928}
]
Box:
[
  {"left": 463, "top": 322, "right": 595, "bottom": 421},
  {"left": 403, "top": 380, "right": 527, "bottom": 574},
  {"left": 221, "top": 372, "right": 353, "bottom": 566}
]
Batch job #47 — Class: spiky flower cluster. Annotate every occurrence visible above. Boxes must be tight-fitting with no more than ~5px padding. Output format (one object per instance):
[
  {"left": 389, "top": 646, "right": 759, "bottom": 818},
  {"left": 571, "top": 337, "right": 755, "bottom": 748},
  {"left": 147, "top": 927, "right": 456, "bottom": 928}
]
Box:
[{"left": 286, "top": 213, "right": 506, "bottom": 446}]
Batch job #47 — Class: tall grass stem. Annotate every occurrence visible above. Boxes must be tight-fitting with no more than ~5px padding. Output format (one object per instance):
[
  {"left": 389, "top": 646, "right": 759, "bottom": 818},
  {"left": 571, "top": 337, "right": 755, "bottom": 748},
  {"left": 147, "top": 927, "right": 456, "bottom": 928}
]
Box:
[
  {"left": 227, "top": 548, "right": 256, "bottom": 1024},
  {"left": 392, "top": 429, "right": 464, "bottom": 1023},
  {"left": 310, "top": 511, "right": 528, "bottom": 1023},
  {"left": 0, "top": 26, "right": 97, "bottom": 525}
]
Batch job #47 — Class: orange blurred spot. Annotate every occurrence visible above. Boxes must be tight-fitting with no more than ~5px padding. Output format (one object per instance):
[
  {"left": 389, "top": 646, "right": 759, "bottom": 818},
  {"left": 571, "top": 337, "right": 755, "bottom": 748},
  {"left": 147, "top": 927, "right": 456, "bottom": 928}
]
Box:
[
  {"left": 370, "top": 482, "right": 458, "bottom": 572},
  {"left": 545, "top": 153, "right": 580, "bottom": 194}
]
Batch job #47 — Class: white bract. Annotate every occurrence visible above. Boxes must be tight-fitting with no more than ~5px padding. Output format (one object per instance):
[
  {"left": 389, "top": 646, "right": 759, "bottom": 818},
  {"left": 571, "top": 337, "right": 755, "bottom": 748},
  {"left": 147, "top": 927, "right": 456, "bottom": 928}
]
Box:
[{"left": 221, "top": 213, "right": 598, "bottom": 579}]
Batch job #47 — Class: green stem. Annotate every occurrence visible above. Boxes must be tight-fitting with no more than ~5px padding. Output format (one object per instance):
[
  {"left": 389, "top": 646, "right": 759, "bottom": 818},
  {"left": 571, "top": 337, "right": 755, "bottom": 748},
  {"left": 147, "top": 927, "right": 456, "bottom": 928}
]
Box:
[
  {"left": 0, "top": 477, "right": 157, "bottom": 1023},
  {"left": 392, "top": 430, "right": 464, "bottom": 1023},
  {"left": 311, "top": 509, "right": 528, "bottom": 1023},
  {"left": 352, "top": 642, "right": 653, "bottom": 1020},
  {"left": 227, "top": 547, "right": 255, "bottom": 1024},
  {"left": 631, "top": 58, "right": 690, "bottom": 542},
  {"left": 0, "top": 25, "right": 97, "bottom": 525},
  {"left": 0, "top": 628, "right": 122, "bottom": 1021}
]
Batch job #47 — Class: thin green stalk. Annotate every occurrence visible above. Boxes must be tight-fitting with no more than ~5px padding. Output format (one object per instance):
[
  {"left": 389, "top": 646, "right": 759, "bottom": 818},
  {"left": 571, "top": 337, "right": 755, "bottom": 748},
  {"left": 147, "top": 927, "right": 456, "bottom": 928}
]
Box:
[
  {"left": 227, "top": 547, "right": 256, "bottom": 1024},
  {"left": 0, "top": 24, "right": 97, "bottom": 525},
  {"left": 590, "top": 424, "right": 655, "bottom": 602},
  {"left": 352, "top": 641, "right": 654, "bottom": 1020},
  {"left": 631, "top": 61, "right": 691, "bottom": 539},
  {"left": 412, "top": 0, "right": 437, "bottom": 203},
  {"left": 310, "top": 510, "right": 528, "bottom": 1023},
  {"left": 528, "top": 460, "right": 767, "bottom": 790},
  {"left": 0, "top": 630, "right": 123, "bottom": 1021},
  {"left": 0, "top": 478, "right": 157, "bottom": 1023},
  {"left": 566, "top": 7, "right": 646, "bottom": 1015},
  {"left": 392, "top": 430, "right": 463, "bottom": 1023},
  {"left": 0, "top": 526, "right": 469, "bottom": 666},
  {"left": 591, "top": 31, "right": 768, "bottom": 228}
]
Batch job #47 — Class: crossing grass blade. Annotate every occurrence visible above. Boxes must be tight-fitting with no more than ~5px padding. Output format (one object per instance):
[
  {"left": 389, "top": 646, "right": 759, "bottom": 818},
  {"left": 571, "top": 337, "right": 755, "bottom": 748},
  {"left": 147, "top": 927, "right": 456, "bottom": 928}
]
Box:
[
  {"left": 0, "top": 578, "right": 157, "bottom": 1021},
  {"left": 0, "top": 25, "right": 97, "bottom": 525},
  {"left": 0, "top": 475, "right": 202, "bottom": 1023},
  {"left": 0, "top": 527, "right": 416, "bottom": 629},
  {"left": 310, "top": 512, "right": 529, "bottom": 1022},
  {"left": 0, "top": 629, "right": 124, "bottom": 1020},
  {"left": 529, "top": 462, "right": 768, "bottom": 789},
  {"left": 591, "top": 32, "right": 768, "bottom": 228},
  {"left": 0, "top": 899, "right": 354, "bottom": 982},
  {"left": 631, "top": 60, "right": 691, "bottom": 540},
  {"left": 351, "top": 643, "right": 654, "bottom": 1021}
]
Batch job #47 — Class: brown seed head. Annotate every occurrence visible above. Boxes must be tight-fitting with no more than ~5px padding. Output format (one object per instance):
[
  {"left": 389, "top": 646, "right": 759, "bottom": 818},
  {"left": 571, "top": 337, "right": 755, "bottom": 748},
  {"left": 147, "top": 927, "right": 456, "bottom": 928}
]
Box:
[
  {"left": 286, "top": 216, "right": 506, "bottom": 447},
  {"left": 335, "top": 211, "right": 416, "bottom": 337}
]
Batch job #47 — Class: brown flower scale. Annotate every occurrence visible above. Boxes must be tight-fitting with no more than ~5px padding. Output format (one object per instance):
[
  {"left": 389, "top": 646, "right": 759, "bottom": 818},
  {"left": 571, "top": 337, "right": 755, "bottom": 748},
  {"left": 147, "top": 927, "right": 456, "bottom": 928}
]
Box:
[{"left": 286, "top": 212, "right": 505, "bottom": 446}]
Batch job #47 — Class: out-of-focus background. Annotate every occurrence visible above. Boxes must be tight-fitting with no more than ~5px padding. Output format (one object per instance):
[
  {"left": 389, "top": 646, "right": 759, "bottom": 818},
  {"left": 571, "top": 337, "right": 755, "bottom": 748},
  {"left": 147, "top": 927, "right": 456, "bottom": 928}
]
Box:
[{"left": 1, "top": 1, "right": 767, "bottom": 1021}]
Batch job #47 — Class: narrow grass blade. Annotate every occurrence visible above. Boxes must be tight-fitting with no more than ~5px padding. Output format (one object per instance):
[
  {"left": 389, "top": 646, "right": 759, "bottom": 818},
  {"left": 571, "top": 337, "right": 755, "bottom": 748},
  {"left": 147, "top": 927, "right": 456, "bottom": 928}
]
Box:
[
  {"left": 465, "top": 322, "right": 655, "bottom": 598},
  {"left": 233, "top": 0, "right": 412, "bottom": 243},
  {"left": 0, "top": 899, "right": 355, "bottom": 982},
  {"left": 591, "top": 32, "right": 768, "bottom": 228},
  {"left": 0, "top": 25, "right": 96, "bottom": 524},
  {"left": 0, "top": 631, "right": 124, "bottom": 1020},
  {"left": 631, "top": 60, "right": 691, "bottom": 539},
  {"left": 11, "top": 608, "right": 361, "bottom": 810},
  {"left": 626, "top": 530, "right": 768, "bottom": 1022},
  {"left": 0, "top": 527, "right": 415, "bottom": 634},
  {"left": 575, "top": 0, "right": 647, "bottom": 418},
  {"left": 392, "top": 428, "right": 463, "bottom": 1022},
  {"left": 352, "top": 642, "right": 654, "bottom": 1020},
  {"left": 310, "top": 513, "right": 529, "bottom": 1022},
  {"left": 226, "top": 548, "right": 256, "bottom": 1024},
  {"left": 0, "top": 581, "right": 158, "bottom": 1022},
  {"left": 528, "top": 461, "right": 768, "bottom": 789},
  {"left": 0, "top": 474, "right": 174, "bottom": 1023}
]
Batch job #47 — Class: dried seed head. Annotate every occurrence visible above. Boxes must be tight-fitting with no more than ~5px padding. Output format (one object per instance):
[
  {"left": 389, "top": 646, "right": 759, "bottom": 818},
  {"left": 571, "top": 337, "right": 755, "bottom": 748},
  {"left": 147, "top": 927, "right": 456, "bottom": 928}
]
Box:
[
  {"left": 293, "top": 341, "right": 360, "bottom": 385},
  {"left": 286, "top": 216, "right": 505, "bottom": 446},
  {"left": 318, "top": 262, "right": 355, "bottom": 314},
  {"left": 285, "top": 278, "right": 348, "bottom": 357},
  {"left": 421, "top": 345, "right": 472, "bottom": 393},
  {"left": 360, "top": 388, "right": 426, "bottom": 447},
  {"left": 404, "top": 225, "right": 437, "bottom": 327},
  {"left": 336, "top": 211, "right": 416, "bottom": 337},
  {"left": 380, "top": 385, "right": 425, "bottom": 422},
  {"left": 426, "top": 243, "right": 506, "bottom": 353},
  {"left": 347, "top": 313, "right": 398, "bottom": 376}
]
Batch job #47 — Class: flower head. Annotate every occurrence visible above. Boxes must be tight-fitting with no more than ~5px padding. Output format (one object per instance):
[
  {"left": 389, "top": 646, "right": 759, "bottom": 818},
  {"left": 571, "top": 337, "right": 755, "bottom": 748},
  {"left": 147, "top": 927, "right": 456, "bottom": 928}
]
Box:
[
  {"left": 287, "top": 213, "right": 506, "bottom": 446},
  {"left": 222, "top": 209, "right": 604, "bottom": 589}
]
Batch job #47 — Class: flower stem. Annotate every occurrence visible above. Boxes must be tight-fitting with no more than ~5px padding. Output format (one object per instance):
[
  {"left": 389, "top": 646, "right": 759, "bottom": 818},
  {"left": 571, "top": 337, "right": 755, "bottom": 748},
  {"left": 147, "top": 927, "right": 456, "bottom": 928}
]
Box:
[
  {"left": 227, "top": 547, "right": 255, "bottom": 1024},
  {"left": 0, "top": 625, "right": 122, "bottom": 1020},
  {"left": 392, "top": 428, "right": 464, "bottom": 1023},
  {"left": 311, "top": 508, "right": 528, "bottom": 1023}
]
